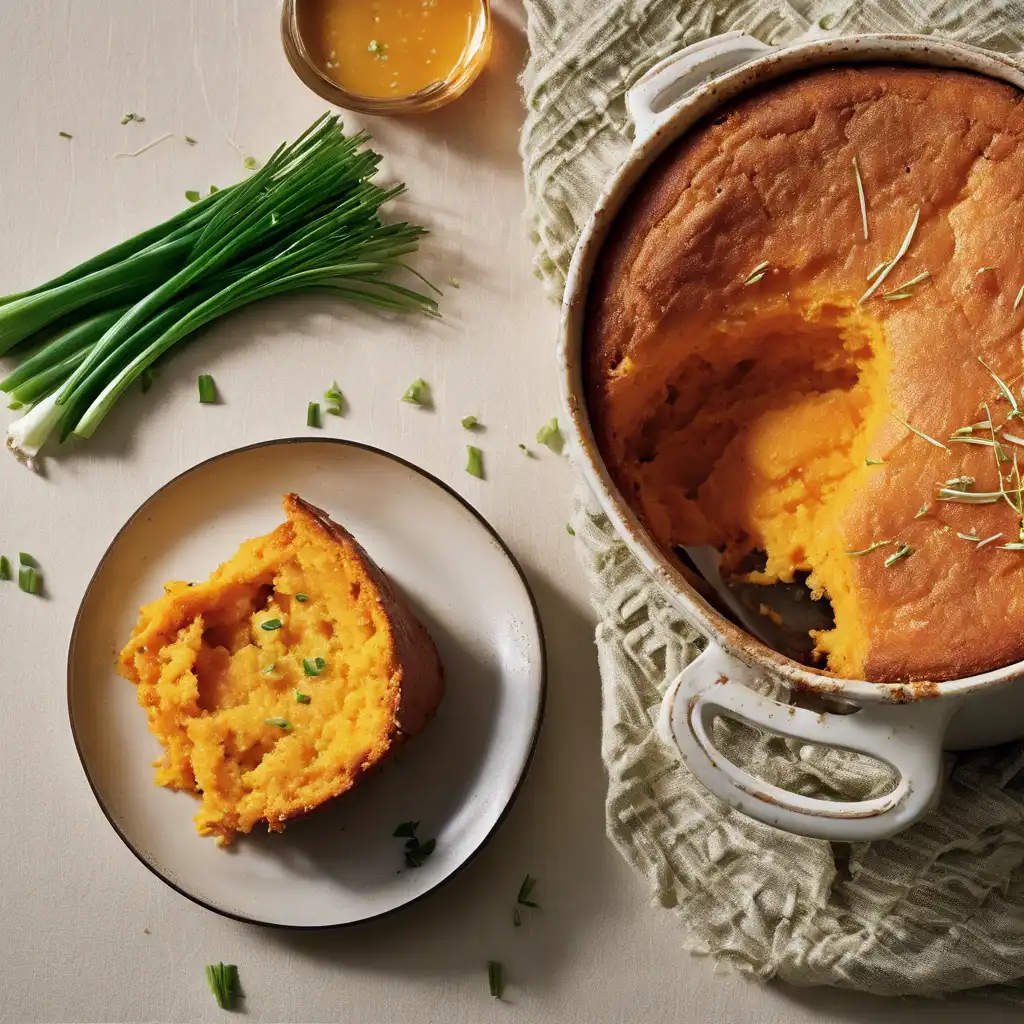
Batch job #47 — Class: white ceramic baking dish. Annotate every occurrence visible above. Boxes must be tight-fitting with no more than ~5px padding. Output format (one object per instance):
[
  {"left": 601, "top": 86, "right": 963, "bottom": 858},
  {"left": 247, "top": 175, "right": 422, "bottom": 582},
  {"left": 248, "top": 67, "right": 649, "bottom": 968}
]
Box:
[{"left": 559, "top": 32, "right": 1024, "bottom": 842}]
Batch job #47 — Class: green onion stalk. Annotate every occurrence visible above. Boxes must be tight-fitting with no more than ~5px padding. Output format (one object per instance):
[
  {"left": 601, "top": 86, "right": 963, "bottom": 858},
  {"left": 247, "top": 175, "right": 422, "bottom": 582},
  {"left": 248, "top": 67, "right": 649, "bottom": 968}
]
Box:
[{"left": 2, "top": 113, "right": 439, "bottom": 461}]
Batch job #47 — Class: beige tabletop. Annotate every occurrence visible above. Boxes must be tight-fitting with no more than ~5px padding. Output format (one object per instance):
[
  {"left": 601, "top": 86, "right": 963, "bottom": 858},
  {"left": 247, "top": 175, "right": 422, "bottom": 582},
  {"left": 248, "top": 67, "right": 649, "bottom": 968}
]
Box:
[{"left": 0, "top": 2, "right": 1017, "bottom": 1021}]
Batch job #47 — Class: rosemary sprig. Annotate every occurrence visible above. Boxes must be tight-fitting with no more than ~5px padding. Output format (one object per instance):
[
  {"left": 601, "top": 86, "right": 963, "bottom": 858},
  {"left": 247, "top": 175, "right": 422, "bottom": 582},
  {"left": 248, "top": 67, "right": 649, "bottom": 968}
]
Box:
[
  {"left": 743, "top": 261, "right": 770, "bottom": 286},
  {"left": 884, "top": 543, "right": 913, "bottom": 567},
  {"left": 845, "top": 540, "right": 892, "bottom": 556},
  {"left": 853, "top": 156, "right": 868, "bottom": 241},
  {"left": 890, "top": 411, "right": 950, "bottom": 452},
  {"left": 882, "top": 270, "right": 930, "bottom": 301},
  {"left": 866, "top": 261, "right": 888, "bottom": 283},
  {"left": 957, "top": 532, "right": 980, "bottom": 542},
  {"left": 859, "top": 206, "right": 920, "bottom": 303},
  {"left": 936, "top": 487, "right": 1004, "bottom": 504},
  {"left": 976, "top": 533, "right": 1003, "bottom": 549}
]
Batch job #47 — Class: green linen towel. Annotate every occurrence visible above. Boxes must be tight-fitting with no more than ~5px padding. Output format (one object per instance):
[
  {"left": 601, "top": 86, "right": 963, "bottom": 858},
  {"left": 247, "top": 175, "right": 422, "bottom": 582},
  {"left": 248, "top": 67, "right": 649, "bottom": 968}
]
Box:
[{"left": 522, "top": 0, "right": 1024, "bottom": 998}]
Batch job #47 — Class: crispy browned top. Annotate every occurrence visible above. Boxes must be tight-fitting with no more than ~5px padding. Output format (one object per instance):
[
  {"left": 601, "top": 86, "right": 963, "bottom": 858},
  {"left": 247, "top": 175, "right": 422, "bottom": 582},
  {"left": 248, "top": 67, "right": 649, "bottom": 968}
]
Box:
[{"left": 586, "top": 65, "right": 1024, "bottom": 682}]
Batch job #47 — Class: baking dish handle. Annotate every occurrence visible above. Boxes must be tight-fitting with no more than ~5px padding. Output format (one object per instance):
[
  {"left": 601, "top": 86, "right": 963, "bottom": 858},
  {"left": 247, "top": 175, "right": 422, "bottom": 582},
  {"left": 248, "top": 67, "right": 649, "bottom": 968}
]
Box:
[
  {"left": 626, "top": 32, "right": 775, "bottom": 148},
  {"left": 657, "top": 642, "right": 955, "bottom": 841}
]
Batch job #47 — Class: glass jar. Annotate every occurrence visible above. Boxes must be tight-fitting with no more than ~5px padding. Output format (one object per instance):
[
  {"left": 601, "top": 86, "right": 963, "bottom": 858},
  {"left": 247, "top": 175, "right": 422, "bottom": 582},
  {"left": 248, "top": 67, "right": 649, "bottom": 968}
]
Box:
[{"left": 281, "top": 0, "right": 492, "bottom": 116}]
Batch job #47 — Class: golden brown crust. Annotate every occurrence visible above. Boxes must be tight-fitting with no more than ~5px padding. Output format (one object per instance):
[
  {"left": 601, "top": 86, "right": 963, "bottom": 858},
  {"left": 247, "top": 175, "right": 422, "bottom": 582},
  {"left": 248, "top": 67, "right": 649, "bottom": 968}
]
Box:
[
  {"left": 585, "top": 65, "right": 1024, "bottom": 682},
  {"left": 285, "top": 494, "right": 444, "bottom": 737}
]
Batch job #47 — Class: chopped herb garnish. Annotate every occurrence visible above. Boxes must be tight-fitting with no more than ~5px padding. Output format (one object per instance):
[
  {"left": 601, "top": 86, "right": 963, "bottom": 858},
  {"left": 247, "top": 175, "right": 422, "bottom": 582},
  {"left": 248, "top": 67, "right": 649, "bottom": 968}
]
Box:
[
  {"left": 859, "top": 206, "right": 920, "bottom": 303},
  {"left": 516, "top": 873, "right": 539, "bottom": 909},
  {"left": 461, "top": 415, "right": 479, "bottom": 430},
  {"left": 402, "top": 378, "right": 431, "bottom": 408},
  {"left": 536, "top": 417, "right": 564, "bottom": 453},
  {"left": 743, "top": 260, "right": 770, "bottom": 286},
  {"left": 978, "top": 356, "right": 1020, "bottom": 419},
  {"left": 936, "top": 487, "right": 1004, "bottom": 504},
  {"left": 18, "top": 565, "right": 40, "bottom": 594},
  {"left": 204, "top": 963, "right": 238, "bottom": 1011},
  {"left": 0, "top": 555, "right": 9, "bottom": 580},
  {"left": 265, "top": 717, "right": 291, "bottom": 729},
  {"left": 845, "top": 540, "right": 892, "bottom": 556},
  {"left": 488, "top": 961, "right": 505, "bottom": 1000},
  {"left": 243, "top": 155, "right": 258, "bottom": 170},
  {"left": 890, "top": 411, "right": 950, "bottom": 452},
  {"left": 19, "top": 552, "right": 36, "bottom": 567},
  {"left": 1004, "top": 433, "right": 1024, "bottom": 448},
  {"left": 944, "top": 476, "right": 975, "bottom": 489},
  {"left": 262, "top": 663, "right": 276, "bottom": 674},
  {"left": 865, "top": 458, "right": 885, "bottom": 466},
  {"left": 977, "top": 266, "right": 997, "bottom": 275},
  {"left": 914, "top": 503, "right": 929, "bottom": 519},
  {"left": 998, "top": 543, "right": 1024, "bottom": 550},
  {"left": 866, "top": 261, "right": 888, "bottom": 283},
  {"left": 518, "top": 443, "right": 531, "bottom": 455},
  {"left": 852, "top": 156, "right": 869, "bottom": 241},
  {"left": 120, "top": 112, "right": 145, "bottom": 124},
  {"left": 307, "top": 401, "right": 321, "bottom": 428},
  {"left": 197, "top": 374, "right": 217, "bottom": 404},
  {"left": 303, "top": 656, "right": 326, "bottom": 677},
  {"left": 957, "top": 532, "right": 980, "bottom": 542},
  {"left": 566, "top": 523, "right": 576, "bottom": 535},
  {"left": 184, "top": 136, "right": 197, "bottom": 145},
  {"left": 448, "top": 276, "right": 460, "bottom": 288},
  {"left": 882, "top": 270, "right": 930, "bottom": 301},
  {"left": 368, "top": 40, "right": 387, "bottom": 57},
  {"left": 392, "top": 820, "right": 435, "bottom": 867},
  {"left": 295, "top": 593, "right": 308, "bottom": 602},
  {"left": 324, "top": 381, "right": 346, "bottom": 416},
  {"left": 1015, "top": 284, "right": 1024, "bottom": 311},
  {"left": 976, "top": 533, "right": 1003, "bottom": 549},
  {"left": 58, "top": 131, "right": 73, "bottom": 139},
  {"left": 260, "top": 618, "right": 283, "bottom": 631},
  {"left": 884, "top": 543, "right": 913, "bottom": 567},
  {"left": 185, "top": 190, "right": 201, "bottom": 204},
  {"left": 466, "top": 445, "right": 485, "bottom": 479},
  {"left": 295, "top": 690, "right": 311, "bottom": 704}
]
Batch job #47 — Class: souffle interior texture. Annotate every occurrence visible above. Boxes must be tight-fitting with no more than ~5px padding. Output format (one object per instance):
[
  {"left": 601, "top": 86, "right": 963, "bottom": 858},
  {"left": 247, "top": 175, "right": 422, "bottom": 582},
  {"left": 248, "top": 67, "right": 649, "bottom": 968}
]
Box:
[{"left": 585, "top": 65, "right": 1024, "bottom": 683}]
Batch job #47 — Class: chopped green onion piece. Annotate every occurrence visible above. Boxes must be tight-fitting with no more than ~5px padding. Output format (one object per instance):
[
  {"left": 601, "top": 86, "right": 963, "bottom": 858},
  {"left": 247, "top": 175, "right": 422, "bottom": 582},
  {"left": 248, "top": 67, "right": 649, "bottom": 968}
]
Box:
[
  {"left": 884, "top": 543, "right": 913, "bottom": 567},
  {"left": 184, "top": 136, "right": 197, "bottom": 145},
  {"left": 197, "top": 374, "right": 217, "bottom": 404},
  {"left": 295, "top": 690, "right": 311, "bottom": 704},
  {"left": 204, "top": 963, "right": 238, "bottom": 1011},
  {"left": 120, "top": 112, "right": 145, "bottom": 124},
  {"left": 404, "top": 836, "right": 435, "bottom": 868},
  {"left": 402, "top": 378, "right": 431, "bottom": 407},
  {"left": 185, "top": 190, "right": 201, "bottom": 204},
  {"left": 865, "top": 458, "right": 885, "bottom": 466},
  {"left": 19, "top": 552, "right": 37, "bottom": 567},
  {"left": 461, "top": 415, "right": 479, "bottom": 430},
  {"left": 324, "top": 380, "right": 346, "bottom": 415},
  {"left": 243, "top": 155, "right": 258, "bottom": 170},
  {"left": 262, "top": 663, "right": 276, "bottom": 674},
  {"left": 488, "top": 961, "right": 505, "bottom": 999},
  {"left": 209, "top": 185, "right": 219, "bottom": 194},
  {"left": 58, "top": 131, "right": 73, "bottom": 139},
  {"left": 303, "top": 657, "right": 326, "bottom": 677},
  {"left": 265, "top": 717, "right": 291, "bottom": 728},
  {"left": 18, "top": 565, "right": 39, "bottom": 594},
  {"left": 536, "top": 417, "right": 564, "bottom": 453},
  {"left": 566, "top": 523, "right": 575, "bottom": 536},
  {"left": 307, "top": 401, "right": 321, "bottom": 428},
  {"left": 260, "top": 618, "right": 282, "bottom": 631},
  {"left": 295, "top": 593, "right": 308, "bottom": 602},
  {"left": 448, "top": 276, "right": 460, "bottom": 288},
  {"left": 466, "top": 445, "right": 484, "bottom": 479},
  {"left": 0, "top": 555, "right": 9, "bottom": 580},
  {"left": 845, "top": 540, "right": 892, "bottom": 556}
]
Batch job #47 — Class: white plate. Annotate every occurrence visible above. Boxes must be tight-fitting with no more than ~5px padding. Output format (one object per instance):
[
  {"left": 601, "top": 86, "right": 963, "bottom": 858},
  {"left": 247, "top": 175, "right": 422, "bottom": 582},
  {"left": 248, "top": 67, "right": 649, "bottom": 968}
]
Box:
[{"left": 68, "top": 439, "right": 545, "bottom": 928}]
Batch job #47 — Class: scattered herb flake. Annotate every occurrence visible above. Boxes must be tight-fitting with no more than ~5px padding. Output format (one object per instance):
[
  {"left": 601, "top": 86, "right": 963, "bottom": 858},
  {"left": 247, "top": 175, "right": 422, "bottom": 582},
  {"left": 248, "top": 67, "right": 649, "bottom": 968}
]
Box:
[
  {"left": 58, "top": 131, "right": 73, "bottom": 139},
  {"left": 185, "top": 189, "right": 201, "bottom": 204},
  {"left": 295, "top": 593, "right": 309, "bottom": 602},
  {"left": 914, "top": 503, "right": 929, "bottom": 519},
  {"left": 516, "top": 873, "right": 539, "bottom": 909},
  {"left": 0, "top": 555, "right": 8, "bottom": 580},
  {"left": 882, "top": 270, "right": 930, "bottom": 301},
  {"left": 536, "top": 417, "right": 564, "bottom": 454},
  {"left": 466, "top": 445, "right": 485, "bottom": 479},
  {"left": 976, "top": 533, "right": 1003, "bottom": 549},
  {"left": 303, "top": 657, "right": 326, "bottom": 677},
  {"left": 866, "top": 261, "right": 888, "bottom": 283},
  {"left": 845, "top": 540, "right": 892, "bottom": 557},
  {"left": 197, "top": 374, "right": 217, "bottom": 404},
  {"left": 264, "top": 717, "right": 291, "bottom": 729},
  {"left": 448, "top": 276, "right": 460, "bottom": 288},
  {"left": 243, "top": 155, "right": 258, "bottom": 170},
  {"left": 402, "top": 378, "right": 431, "bottom": 408},
  {"left": 307, "top": 401, "right": 321, "bottom": 428},
  {"left": 488, "top": 961, "right": 505, "bottom": 1000},
  {"left": 324, "top": 381, "right": 346, "bottom": 416},
  {"left": 944, "top": 476, "right": 975, "bottom": 488},
  {"left": 743, "top": 260, "right": 770, "bottom": 286},
  {"left": 890, "top": 411, "right": 950, "bottom": 452},
  {"left": 392, "top": 821, "right": 419, "bottom": 838},
  {"left": 853, "top": 156, "right": 868, "bottom": 241},
  {"left": 566, "top": 523, "right": 576, "bottom": 536},
  {"left": 204, "top": 963, "right": 239, "bottom": 1011},
  {"left": 184, "top": 136, "right": 197, "bottom": 145},
  {"left": 295, "top": 690, "right": 311, "bottom": 704},
  {"left": 865, "top": 458, "right": 885, "bottom": 466},
  {"left": 120, "top": 112, "right": 145, "bottom": 124},
  {"left": 260, "top": 618, "right": 283, "bottom": 631},
  {"left": 978, "top": 356, "right": 1020, "bottom": 419},
  {"left": 859, "top": 206, "right": 920, "bottom": 303},
  {"left": 262, "top": 664, "right": 276, "bottom": 675},
  {"left": 977, "top": 266, "right": 997, "bottom": 275},
  {"left": 461, "top": 415, "right": 479, "bottom": 430},
  {"left": 391, "top": 820, "right": 435, "bottom": 867},
  {"left": 884, "top": 543, "right": 913, "bottom": 567},
  {"left": 1015, "top": 284, "right": 1024, "bottom": 311},
  {"left": 957, "top": 532, "right": 981, "bottom": 542},
  {"left": 998, "top": 543, "right": 1024, "bottom": 550}
]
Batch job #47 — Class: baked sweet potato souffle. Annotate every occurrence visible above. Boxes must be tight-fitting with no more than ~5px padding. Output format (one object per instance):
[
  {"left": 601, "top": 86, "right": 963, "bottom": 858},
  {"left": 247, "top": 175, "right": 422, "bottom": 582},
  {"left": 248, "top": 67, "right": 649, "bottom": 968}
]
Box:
[{"left": 586, "top": 65, "right": 1024, "bottom": 683}]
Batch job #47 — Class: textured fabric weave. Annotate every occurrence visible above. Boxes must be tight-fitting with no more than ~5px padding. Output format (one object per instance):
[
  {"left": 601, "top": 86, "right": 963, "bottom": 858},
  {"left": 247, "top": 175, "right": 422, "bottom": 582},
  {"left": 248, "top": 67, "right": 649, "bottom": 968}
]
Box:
[{"left": 521, "top": 0, "right": 1024, "bottom": 997}]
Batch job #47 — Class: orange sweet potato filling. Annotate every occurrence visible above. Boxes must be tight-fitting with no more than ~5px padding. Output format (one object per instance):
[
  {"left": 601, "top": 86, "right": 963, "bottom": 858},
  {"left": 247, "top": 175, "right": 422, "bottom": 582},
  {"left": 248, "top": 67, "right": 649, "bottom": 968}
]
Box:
[
  {"left": 118, "top": 502, "right": 401, "bottom": 845},
  {"left": 619, "top": 299, "right": 890, "bottom": 675}
]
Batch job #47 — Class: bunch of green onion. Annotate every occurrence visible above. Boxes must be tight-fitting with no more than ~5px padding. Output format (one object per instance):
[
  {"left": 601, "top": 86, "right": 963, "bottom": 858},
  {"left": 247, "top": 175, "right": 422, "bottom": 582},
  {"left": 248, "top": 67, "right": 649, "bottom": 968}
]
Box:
[{"left": 0, "top": 113, "right": 438, "bottom": 461}]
